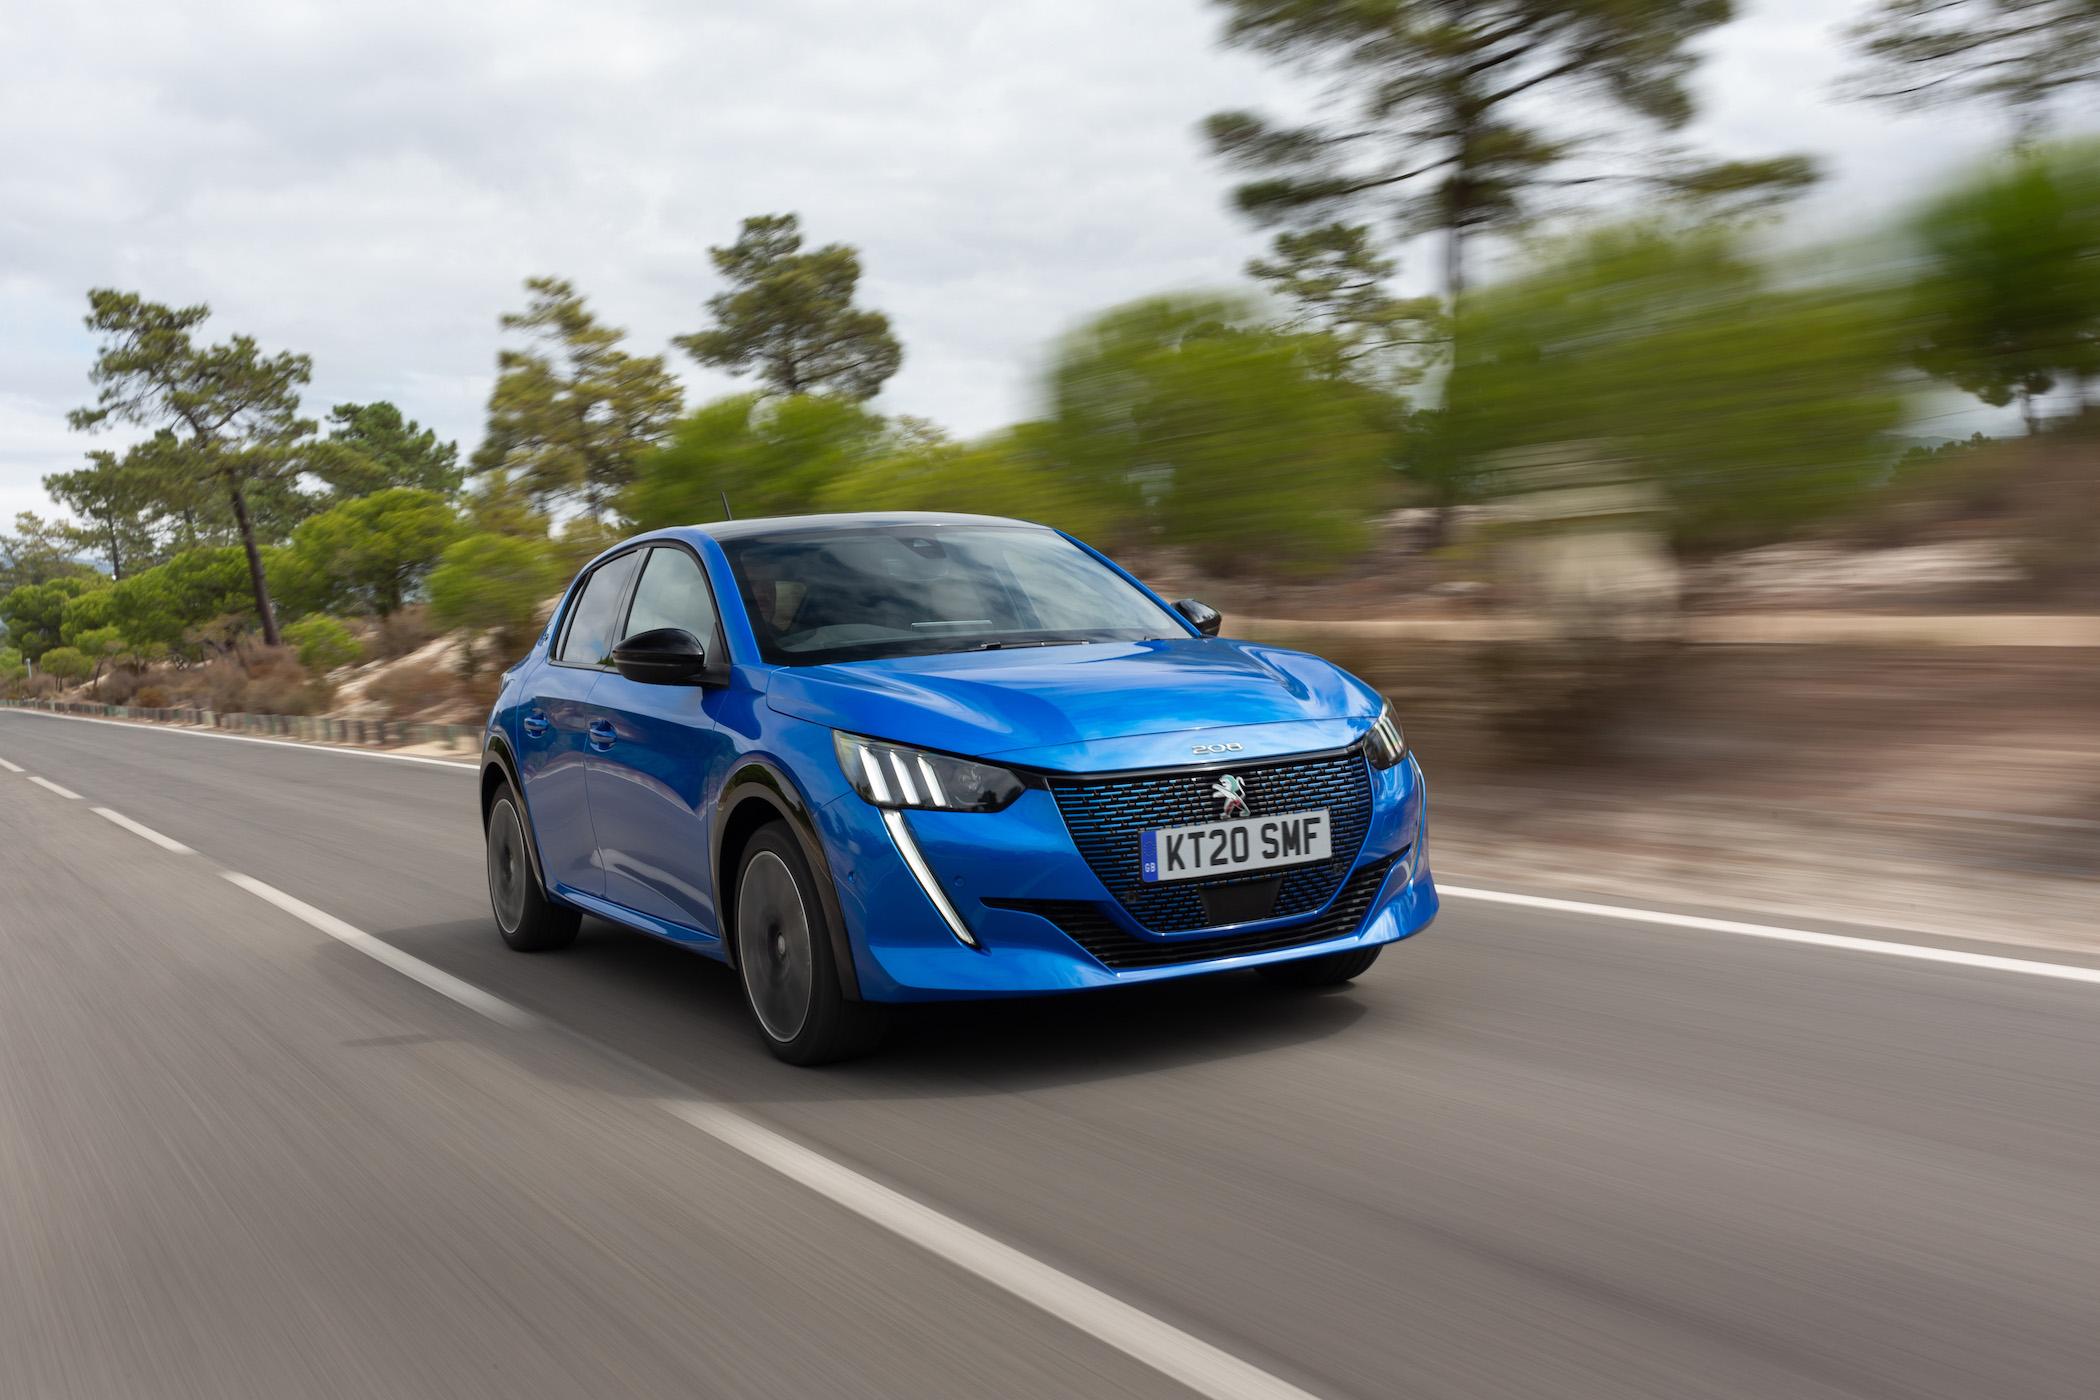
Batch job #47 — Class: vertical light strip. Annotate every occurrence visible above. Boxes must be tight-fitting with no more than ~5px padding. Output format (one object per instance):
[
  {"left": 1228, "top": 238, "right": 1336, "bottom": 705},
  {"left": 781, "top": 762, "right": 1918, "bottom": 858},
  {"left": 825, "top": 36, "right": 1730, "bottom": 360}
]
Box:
[
  {"left": 916, "top": 756, "right": 947, "bottom": 808},
  {"left": 888, "top": 751, "right": 921, "bottom": 805},
  {"left": 858, "top": 747, "right": 892, "bottom": 804},
  {"left": 881, "top": 809, "right": 980, "bottom": 949}
]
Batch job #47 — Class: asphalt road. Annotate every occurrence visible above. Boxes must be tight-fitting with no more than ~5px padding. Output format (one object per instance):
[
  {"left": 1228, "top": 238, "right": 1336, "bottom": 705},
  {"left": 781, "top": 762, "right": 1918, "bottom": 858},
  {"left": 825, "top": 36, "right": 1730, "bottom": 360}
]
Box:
[{"left": 2, "top": 708, "right": 2097, "bottom": 1400}]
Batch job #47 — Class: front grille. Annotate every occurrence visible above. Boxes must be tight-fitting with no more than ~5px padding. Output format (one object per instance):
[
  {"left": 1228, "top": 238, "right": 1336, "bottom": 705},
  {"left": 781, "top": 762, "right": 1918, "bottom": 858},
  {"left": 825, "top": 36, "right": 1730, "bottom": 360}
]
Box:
[
  {"left": 1046, "top": 749, "right": 1374, "bottom": 932},
  {"left": 988, "top": 851, "right": 1401, "bottom": 971}
]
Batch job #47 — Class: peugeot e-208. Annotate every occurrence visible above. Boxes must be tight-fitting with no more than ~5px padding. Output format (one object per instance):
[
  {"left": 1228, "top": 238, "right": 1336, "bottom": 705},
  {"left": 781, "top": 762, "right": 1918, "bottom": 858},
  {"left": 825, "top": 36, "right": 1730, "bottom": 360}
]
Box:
[{"left": 480, "top": 514, "right": 1436, "bottom": 1063}]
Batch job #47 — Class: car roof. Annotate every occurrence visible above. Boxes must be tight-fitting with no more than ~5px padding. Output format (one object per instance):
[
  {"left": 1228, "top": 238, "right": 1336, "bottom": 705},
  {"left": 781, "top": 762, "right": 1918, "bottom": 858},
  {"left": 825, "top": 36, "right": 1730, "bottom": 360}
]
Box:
[{"left": 663, "top": 511, "right": 1051, "bottom": 543}]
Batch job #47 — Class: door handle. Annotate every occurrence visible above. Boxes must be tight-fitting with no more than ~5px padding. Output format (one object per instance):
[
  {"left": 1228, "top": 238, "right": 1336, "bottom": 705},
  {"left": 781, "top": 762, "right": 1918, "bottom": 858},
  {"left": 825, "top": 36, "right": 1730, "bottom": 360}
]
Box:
[
  {"left": 521, "top": 712, "right": 549, "bottom": 737},
  {"left": 587, "top": 719, "right": 617, "bottom": 750}
]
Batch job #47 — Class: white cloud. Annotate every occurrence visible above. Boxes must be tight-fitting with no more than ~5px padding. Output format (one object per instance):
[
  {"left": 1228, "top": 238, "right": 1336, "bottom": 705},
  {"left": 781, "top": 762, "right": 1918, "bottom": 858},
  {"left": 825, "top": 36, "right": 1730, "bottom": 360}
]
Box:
[{"left": 0, "top": 0, "right": 2061, "bottom": 522}]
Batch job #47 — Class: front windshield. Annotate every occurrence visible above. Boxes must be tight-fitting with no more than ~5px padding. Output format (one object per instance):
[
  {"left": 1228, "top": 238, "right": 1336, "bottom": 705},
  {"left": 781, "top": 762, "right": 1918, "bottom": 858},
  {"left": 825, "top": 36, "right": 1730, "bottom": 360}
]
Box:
[{"left": 719, "top": 524, "right": 1186, "bottom": 665}]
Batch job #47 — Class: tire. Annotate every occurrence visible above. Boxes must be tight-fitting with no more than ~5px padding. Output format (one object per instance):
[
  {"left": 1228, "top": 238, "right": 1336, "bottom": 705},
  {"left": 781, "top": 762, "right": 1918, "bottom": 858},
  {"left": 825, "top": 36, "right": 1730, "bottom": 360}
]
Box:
[
  {"left": 1258, "top": 944, "right": 1382, "bottom": 987},
  {"left": 485, "top": 783, "right": 580, "bottom": 952},
  {"left": 732, "top": 822, "right": 883, "bottom": 1065}
]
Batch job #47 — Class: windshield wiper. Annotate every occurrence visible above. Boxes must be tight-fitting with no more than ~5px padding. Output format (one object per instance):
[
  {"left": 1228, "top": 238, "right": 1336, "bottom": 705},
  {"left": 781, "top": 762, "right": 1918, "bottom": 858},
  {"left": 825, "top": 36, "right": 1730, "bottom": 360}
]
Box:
[{"left": 970, "top": 639, "right": 1085, "bottom": 652}]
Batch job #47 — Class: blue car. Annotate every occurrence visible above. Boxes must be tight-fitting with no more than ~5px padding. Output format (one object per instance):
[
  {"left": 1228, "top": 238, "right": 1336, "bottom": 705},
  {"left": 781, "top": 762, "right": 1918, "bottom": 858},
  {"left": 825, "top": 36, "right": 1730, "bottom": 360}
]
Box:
[{"left": 479, "top": 513, "right": 1437, "bottom": 1063}]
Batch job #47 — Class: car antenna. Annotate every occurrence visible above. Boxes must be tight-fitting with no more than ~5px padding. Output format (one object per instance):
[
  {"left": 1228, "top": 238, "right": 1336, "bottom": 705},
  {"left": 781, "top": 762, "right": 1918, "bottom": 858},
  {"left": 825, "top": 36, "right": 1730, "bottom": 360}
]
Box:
[{"left": 720, "top": 491, "right": 734, "bottom": 520}]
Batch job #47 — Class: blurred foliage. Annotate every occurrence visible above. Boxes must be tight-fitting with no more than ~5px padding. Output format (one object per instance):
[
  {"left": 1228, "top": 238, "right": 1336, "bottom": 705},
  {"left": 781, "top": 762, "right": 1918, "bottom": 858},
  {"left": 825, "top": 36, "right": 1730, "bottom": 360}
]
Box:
[
  {"left": 461, "top": 468, "right": 550, "bottom": 539},
  {"left": 1440, "top": 224, "right": 1905, "bottom": 550},
  {"left": 1205, "top": 0, "right": 1815, "bottom": 298},
  {"left": 1046, "top": 294, "right": 1389, "bottom": 572},
  {"left": 1846, "top": 0, "right": 2100, "bottom": 132},
  {"left": 816, "top": 427, "right": 1118, "bottom": 542},
  {"left": 311, "top": 402, "right": 464, "bottom": 499},
  {"left": 1248, "top": 223, "right": 1446, "bottom": 388},
  {"left": 677, "top": 214, "right": 902, "bottom": 401},
  {"left": 0, "top": 575, "right": 102, "bottom": 663},
  {"left": 289, "top": 488, "right": 462, "bottom": 618},
  {"left": 428, "top": 534, "right": 564, "bottom": 663},
  {"left": 472, "top": 277, "right": 683, "bottom": 521},
  {"left": 1904, "top": 142, "right": 2100, "bottom": 430},
  {"left": 627, "top": 393, "right": 889, "bottom": 527},
  {"left": 283, "top": 615, "right": 365, "bottom": 674}
]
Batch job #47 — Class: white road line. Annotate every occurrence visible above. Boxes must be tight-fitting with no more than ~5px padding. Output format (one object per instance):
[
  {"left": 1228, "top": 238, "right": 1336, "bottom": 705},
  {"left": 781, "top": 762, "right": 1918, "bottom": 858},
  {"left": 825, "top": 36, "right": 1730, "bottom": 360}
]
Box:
[
  {"left": 663, "top": 1100, "right": 1324, "bottom": 1400},
  {"left": 221, "top": 873, "right": 538, "bottom": 1028},
  {"left": 1439, "top": 884, "right": 2100, "bottom": 987},
  {"left": 92, "top": 807, "right": 194, "bottom": 854},
  {"left": 0, "top": 757, "right": 23, "bottom": 773},
  {"left": 208, "top": 866, "right": 1328, "bottom": 1399},
  {"left": 28, "top": 775, "right": 81, "bottom": 799},
  {"left": 0, "top": 707, "right": 477, "bottom": 770}
]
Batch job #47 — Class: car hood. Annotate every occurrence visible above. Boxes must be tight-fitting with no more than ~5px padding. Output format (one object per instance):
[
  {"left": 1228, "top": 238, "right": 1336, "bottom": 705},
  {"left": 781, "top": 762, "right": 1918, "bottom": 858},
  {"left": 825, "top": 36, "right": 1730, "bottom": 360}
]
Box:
[{"left": 764, "top": 638, "right": 1382, "bottom": 772}]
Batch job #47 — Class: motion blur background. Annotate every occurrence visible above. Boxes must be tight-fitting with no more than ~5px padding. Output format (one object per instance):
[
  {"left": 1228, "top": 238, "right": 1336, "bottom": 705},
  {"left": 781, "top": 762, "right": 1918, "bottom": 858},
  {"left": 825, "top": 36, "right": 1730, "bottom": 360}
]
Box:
[{"left": 3, "top": 0, "right": 2096, "bottom": 941}]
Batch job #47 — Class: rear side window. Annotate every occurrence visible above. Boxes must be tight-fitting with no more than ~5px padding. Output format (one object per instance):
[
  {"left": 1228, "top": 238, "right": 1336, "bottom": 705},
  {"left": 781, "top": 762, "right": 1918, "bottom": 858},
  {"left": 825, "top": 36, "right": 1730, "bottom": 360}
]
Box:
[
  {"left": 555, "top": 551, "right": 641, "bottom": 666},
  {"left": 624, "top": 547, "right": 721, "bottom": 652}
]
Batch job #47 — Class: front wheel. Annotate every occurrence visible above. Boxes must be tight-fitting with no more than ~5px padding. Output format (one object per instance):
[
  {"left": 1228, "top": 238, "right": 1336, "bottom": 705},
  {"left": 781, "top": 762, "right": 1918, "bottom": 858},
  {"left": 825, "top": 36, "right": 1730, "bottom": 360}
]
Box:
[
  {"left": 1258, "top": 944, "right": 1381, "bottom": 987},
  {"left": 733, "top": 823, "right": 883, "bottom": 1065},
  {"left": 486, "top": 784, "right": 579, "bottom": 952}
]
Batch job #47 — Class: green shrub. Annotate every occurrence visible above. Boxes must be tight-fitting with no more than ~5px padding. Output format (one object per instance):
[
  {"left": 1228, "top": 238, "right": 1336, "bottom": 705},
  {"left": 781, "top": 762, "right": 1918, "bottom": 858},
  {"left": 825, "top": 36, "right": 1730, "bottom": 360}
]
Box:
[
  {"left": 427, "top": 534, "right": 564, "bottom": 664},
  {"left": 284, "top": 615, "right": 365, "bottom": 673},
  {"left": 288, "top": 487, "right": 462, "bottom": 617},
  {"left": 38, "top": 646, "right": 92, "bottom": 683}
]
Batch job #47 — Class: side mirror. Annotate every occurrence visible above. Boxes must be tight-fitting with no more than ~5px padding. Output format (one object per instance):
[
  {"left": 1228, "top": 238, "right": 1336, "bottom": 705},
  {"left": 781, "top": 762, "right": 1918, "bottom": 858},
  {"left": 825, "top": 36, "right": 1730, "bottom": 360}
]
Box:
[
  {"left": 1173, "top": 598, "right": 1222, "bottom": 638},
  {"left": 611, "top": 627, "right": 710, "bottom": 685}
]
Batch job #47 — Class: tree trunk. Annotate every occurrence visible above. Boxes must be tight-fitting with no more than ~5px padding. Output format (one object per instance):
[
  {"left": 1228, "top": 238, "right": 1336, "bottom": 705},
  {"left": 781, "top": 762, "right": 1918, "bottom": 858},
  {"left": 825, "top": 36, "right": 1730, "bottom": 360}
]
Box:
[
  {"left": 226, "top": 479, "right": 281, "bottom": 647},
  {"left": 2021, "top": 389, "right": 2042, "bottom": 436},
  {"left": 1444, "top": 223, "right": 1466, "bottom": 305}
]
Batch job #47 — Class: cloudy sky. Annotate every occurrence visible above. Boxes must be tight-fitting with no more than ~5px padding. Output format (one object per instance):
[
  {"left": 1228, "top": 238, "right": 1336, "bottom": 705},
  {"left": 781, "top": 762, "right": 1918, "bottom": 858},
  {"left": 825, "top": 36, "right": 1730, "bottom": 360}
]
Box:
[{"left": 0, "top": 0, "right": 2035, "bottom": 523}]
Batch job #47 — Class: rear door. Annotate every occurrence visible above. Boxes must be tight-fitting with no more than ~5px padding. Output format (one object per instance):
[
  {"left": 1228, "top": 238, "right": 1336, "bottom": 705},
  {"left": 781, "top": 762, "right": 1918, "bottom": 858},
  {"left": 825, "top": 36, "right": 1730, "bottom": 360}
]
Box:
[
  {"left": 517, "top": 549, "right": 642, "bottom": 899},
  {"left": 584, "top": 543, "right": 733, "bottom": 941}
]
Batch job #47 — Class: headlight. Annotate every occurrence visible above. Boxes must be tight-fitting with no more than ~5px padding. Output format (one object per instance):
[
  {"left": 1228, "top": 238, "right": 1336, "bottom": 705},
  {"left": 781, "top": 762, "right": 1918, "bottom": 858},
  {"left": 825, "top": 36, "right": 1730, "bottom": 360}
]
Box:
[
  {"left": 834, "top": 732, "right": 1025, "bottom": 812},
  {"left": 1364, "top": 706, "right": 1406, "bottom": 769}
]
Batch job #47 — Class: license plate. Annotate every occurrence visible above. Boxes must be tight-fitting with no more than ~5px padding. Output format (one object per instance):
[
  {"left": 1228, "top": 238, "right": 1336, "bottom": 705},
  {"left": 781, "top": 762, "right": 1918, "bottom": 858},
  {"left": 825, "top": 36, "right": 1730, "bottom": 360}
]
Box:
[{"left": 1139, "top": 810, "right": 1332, "bottom": 883}]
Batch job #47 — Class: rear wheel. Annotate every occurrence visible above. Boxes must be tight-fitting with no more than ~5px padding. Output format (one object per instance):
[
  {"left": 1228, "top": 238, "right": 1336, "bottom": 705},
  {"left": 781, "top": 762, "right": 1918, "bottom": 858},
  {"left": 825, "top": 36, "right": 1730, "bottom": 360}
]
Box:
[
  {"left": 1258, "top": 945, "right": 1381, "bottom": 987},
  {"left": 486, "top": 784, "right": 579, "bottom": 952},
  {"left": 733, "top": 823, "right": 883, "bottom": 1065}
]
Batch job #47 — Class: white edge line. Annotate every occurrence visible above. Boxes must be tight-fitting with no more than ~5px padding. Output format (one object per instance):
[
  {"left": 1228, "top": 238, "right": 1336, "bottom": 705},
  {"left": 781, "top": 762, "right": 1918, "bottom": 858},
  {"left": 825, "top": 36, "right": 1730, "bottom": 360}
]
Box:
[
  {"left": 221, "top": 873, "right": 538, "bottom": 1028},
  {"left": 0, "top": 706, "right": 477, "bottom": 770},
  {"left": 27, "top": 775, "right": 81, "bottom": 799},
  {"left": 1438, "top": 883, "right": 2100, "bottom": 986},
  {"left": 662, "top": 1099, "right": 1324, "bottom": 1400},
  {"left": 0, "top": 756, "right": 23, "bottom": 772},
  {"left": 92, "top": 807, "right": 193, "bottom": 854}
]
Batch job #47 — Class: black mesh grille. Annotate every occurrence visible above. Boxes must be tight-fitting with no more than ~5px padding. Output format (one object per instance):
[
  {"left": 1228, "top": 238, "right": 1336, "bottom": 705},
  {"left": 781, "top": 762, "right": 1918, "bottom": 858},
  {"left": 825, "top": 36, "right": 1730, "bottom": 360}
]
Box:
[
  {"left": 1046, "top": 749, "right": 1374, "bottom": 933},
  {"left": 988, "top": 852, "right": 1401, "bottom": 971}
]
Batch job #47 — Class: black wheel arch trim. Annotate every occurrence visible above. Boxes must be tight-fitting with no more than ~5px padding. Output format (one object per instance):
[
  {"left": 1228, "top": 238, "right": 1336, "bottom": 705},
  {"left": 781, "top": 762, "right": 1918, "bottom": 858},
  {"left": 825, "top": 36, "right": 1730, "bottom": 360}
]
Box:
[
  {"left": 712, "top": 758, "right": 863, "bottom": 1001},
  {"left": 481, "top": 734, "right": 553, "bottom": 898}
]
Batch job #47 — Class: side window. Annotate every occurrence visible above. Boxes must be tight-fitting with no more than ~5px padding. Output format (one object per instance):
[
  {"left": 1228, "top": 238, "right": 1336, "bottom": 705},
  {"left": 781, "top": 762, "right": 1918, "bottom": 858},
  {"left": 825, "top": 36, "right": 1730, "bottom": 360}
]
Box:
[
  {"left": 555, "top": 552, "right": 642, "bottom": 666},
  {"left": 624, "top": 547, "right": 722, "bottom": 651}
]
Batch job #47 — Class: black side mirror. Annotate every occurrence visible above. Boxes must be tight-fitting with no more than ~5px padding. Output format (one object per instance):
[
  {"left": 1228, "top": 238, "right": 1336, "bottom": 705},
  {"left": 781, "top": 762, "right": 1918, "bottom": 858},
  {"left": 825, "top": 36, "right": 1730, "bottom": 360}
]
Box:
[
  {"left": 1174, "top": 598, "right": 1222, "bottom": 637},
  {"left": 611, "top": 627, "right": 710, "bottom": 685}
]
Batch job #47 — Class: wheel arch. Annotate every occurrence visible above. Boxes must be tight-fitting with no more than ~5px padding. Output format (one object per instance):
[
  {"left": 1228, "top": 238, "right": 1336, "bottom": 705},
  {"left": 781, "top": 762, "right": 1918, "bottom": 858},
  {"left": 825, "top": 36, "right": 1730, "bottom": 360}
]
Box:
[
  {"left": 713, "top": 759, "right": 863, "bottom": 1001},
  {"left": 480, "top": 735, "right": 552, "bottom": 896}
]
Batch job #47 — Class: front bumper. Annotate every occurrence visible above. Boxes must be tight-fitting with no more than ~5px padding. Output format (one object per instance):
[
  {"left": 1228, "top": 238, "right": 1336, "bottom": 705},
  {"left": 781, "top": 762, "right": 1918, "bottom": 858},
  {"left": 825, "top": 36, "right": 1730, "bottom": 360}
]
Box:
[{"left": 814, "top": 751, "right": 1437, "bottom": 1001}]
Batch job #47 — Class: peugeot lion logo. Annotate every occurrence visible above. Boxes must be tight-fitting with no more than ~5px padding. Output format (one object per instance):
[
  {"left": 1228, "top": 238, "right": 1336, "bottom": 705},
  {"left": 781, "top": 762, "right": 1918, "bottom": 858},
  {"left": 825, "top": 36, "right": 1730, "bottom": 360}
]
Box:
[{"left": 1211, "top": 774, "right": 1249, "bottom": 819}]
